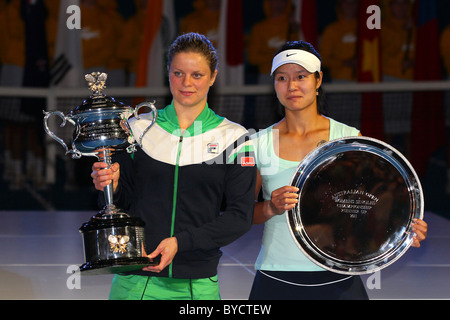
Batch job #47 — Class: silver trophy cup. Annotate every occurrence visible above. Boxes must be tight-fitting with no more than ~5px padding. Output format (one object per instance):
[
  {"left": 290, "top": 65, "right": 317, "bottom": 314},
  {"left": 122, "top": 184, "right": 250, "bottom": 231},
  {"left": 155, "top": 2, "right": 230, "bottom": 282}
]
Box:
[{"left": 43, "top": 72, "right": 158, "bottom": 274}]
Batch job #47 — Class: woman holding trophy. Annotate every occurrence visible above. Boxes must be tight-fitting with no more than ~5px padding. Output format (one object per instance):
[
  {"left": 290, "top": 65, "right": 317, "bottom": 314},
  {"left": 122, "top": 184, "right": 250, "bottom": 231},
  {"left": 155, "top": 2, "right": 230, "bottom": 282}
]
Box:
[{"left": 91, "top": 33, "right": 256, "bottom": 300}]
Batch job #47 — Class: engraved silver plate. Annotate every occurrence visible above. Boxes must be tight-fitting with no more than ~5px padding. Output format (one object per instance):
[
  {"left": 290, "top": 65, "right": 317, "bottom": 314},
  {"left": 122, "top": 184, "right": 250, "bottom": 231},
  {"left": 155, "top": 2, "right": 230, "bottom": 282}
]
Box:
[{"left": 287, "top": 137, "right": 424, "bottom": 275}]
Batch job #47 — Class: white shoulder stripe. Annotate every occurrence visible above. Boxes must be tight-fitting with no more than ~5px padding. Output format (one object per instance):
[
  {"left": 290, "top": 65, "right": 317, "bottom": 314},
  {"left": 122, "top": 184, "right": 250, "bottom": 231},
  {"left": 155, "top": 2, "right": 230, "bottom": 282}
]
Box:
[{"left": 130, "top": 116, "right": 250, "bottom": 166}]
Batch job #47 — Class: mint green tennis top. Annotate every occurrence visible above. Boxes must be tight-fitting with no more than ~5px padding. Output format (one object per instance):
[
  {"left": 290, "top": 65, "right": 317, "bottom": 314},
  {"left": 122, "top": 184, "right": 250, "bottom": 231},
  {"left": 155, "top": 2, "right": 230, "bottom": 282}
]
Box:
[{"left": 251, "top": 118, "right": 360, "bottom": 271}]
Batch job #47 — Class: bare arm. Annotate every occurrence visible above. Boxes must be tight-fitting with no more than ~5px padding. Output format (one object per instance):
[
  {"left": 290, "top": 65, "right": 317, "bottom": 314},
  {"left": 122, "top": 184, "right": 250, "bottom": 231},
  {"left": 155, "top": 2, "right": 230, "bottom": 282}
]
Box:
[{"left": 253, "top": 170, "right": 299, "bottom": 225}]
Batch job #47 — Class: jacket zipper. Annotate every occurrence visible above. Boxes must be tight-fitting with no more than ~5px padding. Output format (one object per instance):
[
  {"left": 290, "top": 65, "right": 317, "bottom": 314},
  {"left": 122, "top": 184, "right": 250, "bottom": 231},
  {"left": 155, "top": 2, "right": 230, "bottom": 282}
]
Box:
[{"left": 169, "top": 134, "right": 183, "bottom": 277}]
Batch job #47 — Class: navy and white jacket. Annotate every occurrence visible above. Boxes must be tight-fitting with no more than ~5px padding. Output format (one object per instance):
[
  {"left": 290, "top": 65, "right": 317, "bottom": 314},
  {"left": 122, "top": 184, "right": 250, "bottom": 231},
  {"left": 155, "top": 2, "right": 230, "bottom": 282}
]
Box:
[{"left": 104, "top": 102, "right": 256, "bottom": 279}]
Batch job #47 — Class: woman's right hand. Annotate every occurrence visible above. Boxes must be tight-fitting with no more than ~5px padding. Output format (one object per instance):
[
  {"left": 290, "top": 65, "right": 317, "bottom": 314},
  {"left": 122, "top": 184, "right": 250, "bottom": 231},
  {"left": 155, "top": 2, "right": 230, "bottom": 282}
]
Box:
[
  {"left": 268, "top": 186, "right": 299, "bottom": 216},
  {"left": 91, "top": 162, "right": 120, "bottom": 192}
]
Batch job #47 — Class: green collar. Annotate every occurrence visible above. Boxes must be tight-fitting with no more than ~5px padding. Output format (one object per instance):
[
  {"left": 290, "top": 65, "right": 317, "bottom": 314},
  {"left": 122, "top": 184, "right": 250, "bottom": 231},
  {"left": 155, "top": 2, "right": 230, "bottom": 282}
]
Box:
[{"left": 157, "top": 101, "right": 224, "bottom": 137}]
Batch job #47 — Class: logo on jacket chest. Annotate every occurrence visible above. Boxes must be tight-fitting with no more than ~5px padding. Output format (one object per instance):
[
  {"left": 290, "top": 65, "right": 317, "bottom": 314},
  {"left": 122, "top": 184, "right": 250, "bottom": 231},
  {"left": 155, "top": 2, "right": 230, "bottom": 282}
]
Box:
[{"left": 207, "top": 142, "right": 219, "bottom": 154}]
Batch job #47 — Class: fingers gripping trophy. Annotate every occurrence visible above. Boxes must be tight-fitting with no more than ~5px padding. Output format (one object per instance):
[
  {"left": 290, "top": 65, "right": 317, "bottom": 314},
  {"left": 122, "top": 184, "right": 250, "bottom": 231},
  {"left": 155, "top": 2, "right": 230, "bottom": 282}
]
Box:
[{"left": 43, "top": 72, "right": 158, "bottom": 274}]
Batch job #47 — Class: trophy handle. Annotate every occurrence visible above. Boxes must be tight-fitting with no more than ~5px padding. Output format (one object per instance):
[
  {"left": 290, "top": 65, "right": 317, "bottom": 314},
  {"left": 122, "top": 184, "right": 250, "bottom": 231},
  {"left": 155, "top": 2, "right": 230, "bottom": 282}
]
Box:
[
  {"left": 43, "top": 110, "right": 82, "bottom": 158},
  {"left": 134, "top": 101, "right": 158, "bottom": 148}
]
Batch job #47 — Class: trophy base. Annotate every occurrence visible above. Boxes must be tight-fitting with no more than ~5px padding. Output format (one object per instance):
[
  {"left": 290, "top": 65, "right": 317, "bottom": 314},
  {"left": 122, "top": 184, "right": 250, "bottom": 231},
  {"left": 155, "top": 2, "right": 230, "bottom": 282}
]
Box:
[
  {"left": 80, "top": 257, "right": 157, "bottom": 275},
  {"left": 79, "top": 207, "right": 152, "bottom": 276}
]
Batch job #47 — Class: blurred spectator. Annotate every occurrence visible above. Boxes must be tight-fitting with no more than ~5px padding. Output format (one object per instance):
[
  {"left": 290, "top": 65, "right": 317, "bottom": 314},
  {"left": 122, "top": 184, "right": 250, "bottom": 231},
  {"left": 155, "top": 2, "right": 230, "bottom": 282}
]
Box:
[
  {"left": 381, "top": 0, "right": 415, "bottom": 158},
  {"left": 319, "top": 0, "right": 361, "bottom": 129},
  {"left": 247, "top": 0, "right": 297, "bottom": 129},
  {"left": 440, "top": 24, "right": 450, "bottom": 193},
  {"left": 116, "top": 0, "right": 148, "bottom": 86},
  {"left": 180, "top": 0, "right": 249, "bottom": 125},
  {"left": 80, "top": 0, "right": 115, "bottom": 75},
  {"left": 20, "top": 0, "right": 53, "bottom": 191},
  {"left": 179, "top": 0, "right": 221, "bottom": 48},
  {"left": 382, "top": 0, "right": 415, "bottom": 80},
  {"left": 97, "top": 0, "right": 126, "bottom": 86},
  {"left": 0, "top": 0, "right": 8, "bottom": 67},
  {"left": 0, "top": 0, "right": 27, "bottom": 190},
  {"left": 0, "top": 0, "right": 57, "bottom": 190},
  {"left": 117, "top": 0, "right": 176, "bottom": 88},
  {"left": 441, "top": 26, "right": 450, "bottom": 77},
  {"left": 45, "top": 0, "right": 59, "bottom": 63},
  {"left": 320, "top": 0, "right": 358, "bottom": 82},
  {"left": 247, "top": 0, "right": 297, "bottom": 79}
]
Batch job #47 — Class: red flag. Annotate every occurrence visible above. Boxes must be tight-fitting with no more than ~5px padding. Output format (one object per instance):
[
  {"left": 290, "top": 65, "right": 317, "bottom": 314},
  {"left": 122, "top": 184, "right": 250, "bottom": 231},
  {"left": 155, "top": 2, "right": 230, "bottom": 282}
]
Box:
[
  {"left": 135, "top": 0, "right": 163, "bottom": 88},
  {"left": 218, "top": 0, "right": 244, "bottom": 85},
  {"left": 225, "top": 0, "right": 244, "bottom": 68},
  {"left": 216, "top": 0, "right": 245, "bottom": 123},
  {"left": 357, "top": 0, "right": 384, "bottom": 140},
  {"left": 300, "top": 0, "right": 318, "bottom": 48},
  {"left": 410, "top": 0, "right": 445, "bottom": 177}
]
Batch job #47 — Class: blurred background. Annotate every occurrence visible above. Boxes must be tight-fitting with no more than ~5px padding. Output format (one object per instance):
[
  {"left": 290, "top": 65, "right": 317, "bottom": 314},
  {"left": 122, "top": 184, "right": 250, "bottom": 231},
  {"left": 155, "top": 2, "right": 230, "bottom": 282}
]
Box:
[{"left": 1, "top": 0, "right": 449, "bottom": 220}]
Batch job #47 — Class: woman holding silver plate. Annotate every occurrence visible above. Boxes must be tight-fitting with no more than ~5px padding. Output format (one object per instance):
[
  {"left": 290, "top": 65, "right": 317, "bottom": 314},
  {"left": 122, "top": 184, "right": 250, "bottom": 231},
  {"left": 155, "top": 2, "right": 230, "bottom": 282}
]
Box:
[{"left": 249, "top": 40, "right": 428, "bottom": 300}]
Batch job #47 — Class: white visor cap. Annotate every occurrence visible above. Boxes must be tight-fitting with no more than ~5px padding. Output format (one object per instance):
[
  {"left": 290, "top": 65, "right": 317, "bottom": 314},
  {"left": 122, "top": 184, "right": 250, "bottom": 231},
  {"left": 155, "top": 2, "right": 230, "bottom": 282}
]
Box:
[{"left": 271, "top": 49, "right": 321, "bottom": 75}]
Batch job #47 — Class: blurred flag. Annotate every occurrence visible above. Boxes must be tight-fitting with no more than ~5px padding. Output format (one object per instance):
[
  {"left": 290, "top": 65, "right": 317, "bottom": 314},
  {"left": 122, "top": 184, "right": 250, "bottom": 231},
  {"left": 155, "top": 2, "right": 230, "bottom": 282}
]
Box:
[
  {"left": 357, "top": 0, "right": 384, "bottom": 140},
  {"left": 21, "top": 0, "right": 52, "bottom": 187},
  {"left": 135, "top": 0, "right": 175, "bottom": 88},
  {"left": 410, "top": 0, "right": 445, "bottom": 176},
  {"left": 47, "top": 0, "right": 84, "bottom": 184},
  {"left": 215, "top": 0, "right": 245, "bottom": 123},
  {"left": 217, "top": 0, "right": 244, "bottom": 87},
  {"left": 297, "top": 0, "right": 318, "bottom": 47},
  {"left": 21, "top": 0, "right": 50, "bottom": 89},
  {"left": 51, "top": 0, "right": 83, "bottom": 87}
]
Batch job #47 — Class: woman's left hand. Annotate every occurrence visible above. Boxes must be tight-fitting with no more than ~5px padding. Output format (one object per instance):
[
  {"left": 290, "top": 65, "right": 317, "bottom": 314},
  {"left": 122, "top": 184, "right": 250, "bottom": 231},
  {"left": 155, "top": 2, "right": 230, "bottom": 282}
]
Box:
[{"left": 411, "top": 219, "right": 428, "bottom": 248}]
